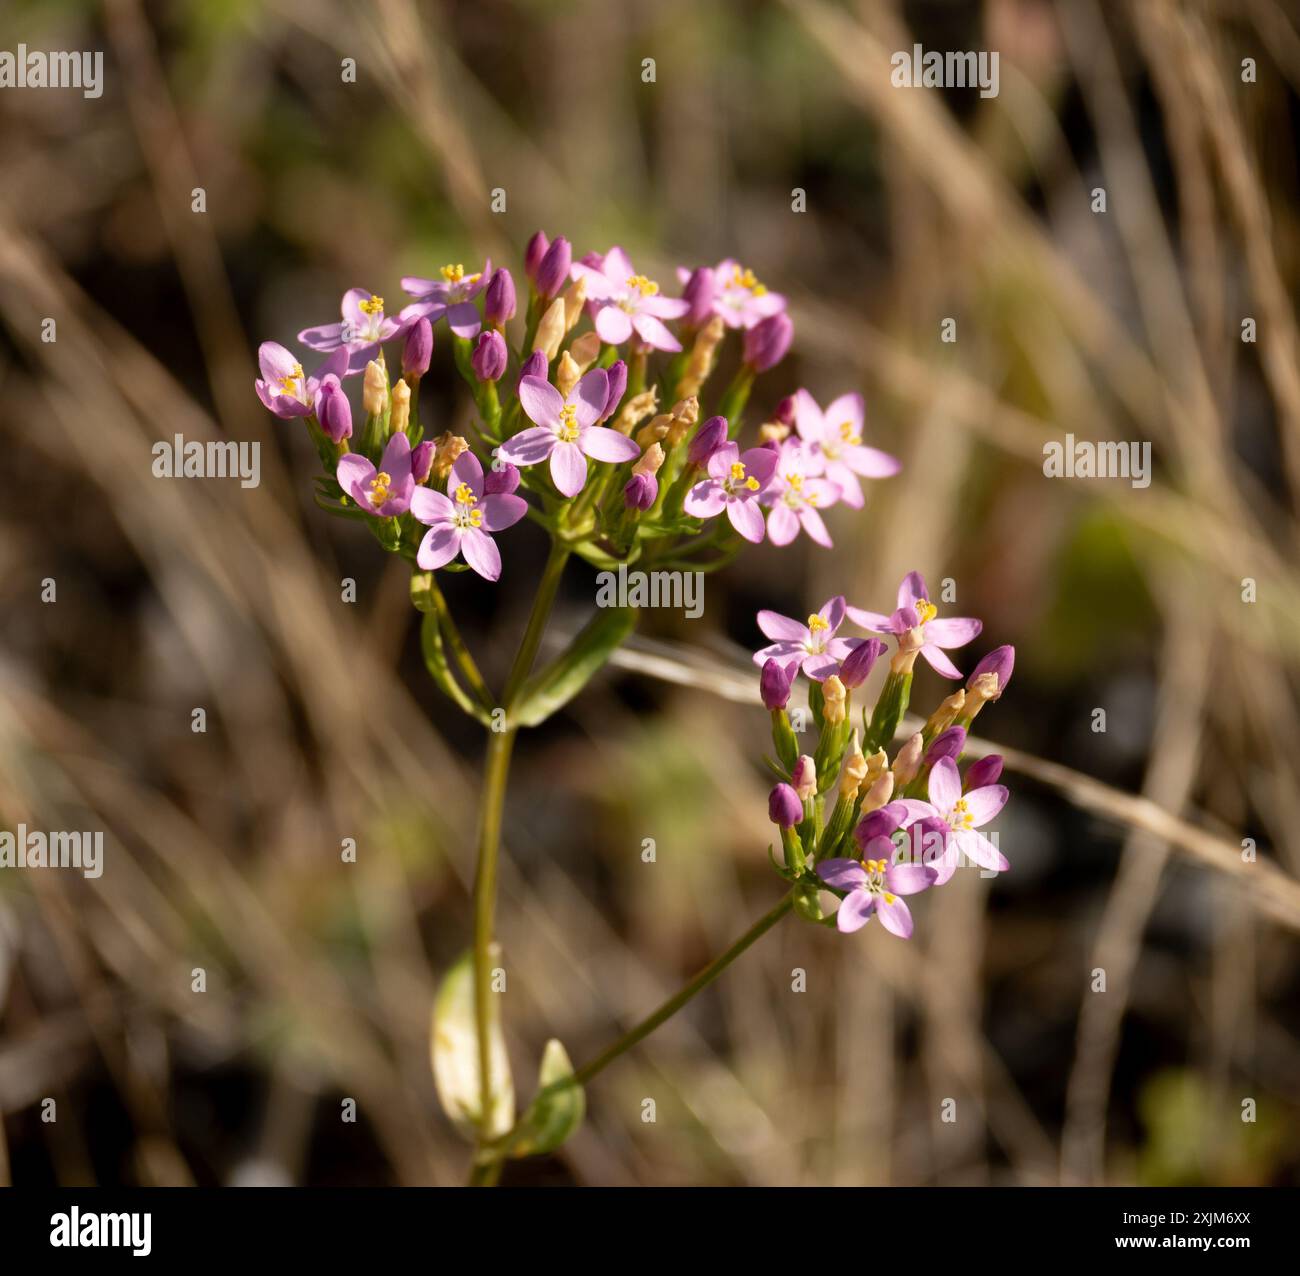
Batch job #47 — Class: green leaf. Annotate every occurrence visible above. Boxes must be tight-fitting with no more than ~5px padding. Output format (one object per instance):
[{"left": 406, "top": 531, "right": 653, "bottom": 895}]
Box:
[
  {"left": 511, "top": 605, "right": 637, "bottom": 727},
  {"left": 509, "top": 1039, "right": 586, "bottom": 1158},
  {"left": 430, "top": 947, "right": 514, "bottom": 1142}
]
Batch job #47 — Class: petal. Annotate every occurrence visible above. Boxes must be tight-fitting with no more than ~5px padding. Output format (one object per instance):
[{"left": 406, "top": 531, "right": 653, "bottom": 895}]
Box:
[
  {"left": 817, "top": 596, "right": 847, "bottom": 632},
  {"left": 446, "top": 300, "right": 482, "bottom": 339},
  {"left": 594, "top": 306, "right": 634, "bottom": 346},
  {"left": 962, "top": 784, "right": 1009, "bottom": 826},
  {"left": 802, "top": 479, "right": 840, "bottom": 508},
  {"left": 258, "top": 341, "right": 298, "bottom": 381},
  {"left": 726, "top": 498, "right": 766, "bottom": 543},
  {"left": 884, "top": 863, "right": 935, "bottom": 896},
  {"left": 924, "top": 617, "right": 983, "bottom": 648},
  {"left": 449, "top": 450, "right": 484, "bottom": 497},
  {"left": 460, "top": 528, "right": 502, "bottom": 581},
  {"left": 823, "top": 392, "right": 863, "bottom": 435},
  {"left": 417, "top": 525, "right": 461, "bottom": 570},
  {"left": 843, "top": 444, "right": 901, "bottom": 478},
  {"left": 341, "top": 287, "right": 371, "bottom": 328},
  {"left": 844, "top": 606, "right": 896, "bottom": 633},
  {"left": 580, "top": 425, "right": 641, "bottom": 463},
  {"left": 518, "top": 376, "right": 565, "bottom": 428},
  {"left": 378, "top": 430, "right": 412, "bottom": 481},
  {"left": 793, "top": 388, "right": 825, "bottom": 442},
  {"left": 550, "top": 441, "right": 587, "bottom": 497},
  {"left": 799, "top": 507, "right": 833, "bottom": 548},
  {"left": 336, "top": 453, "right": 375, "bottom": 502},
  {"left": 956, "top": 830, "right": 1009, "bottom": 873},
  {"left": 801, "top": 652, "right": 840, "bottom": 682},
  {"left": 927, "top": 757, "right": 962, "bottom": 813},
  {"left": 757, "top": 610, "right": 808, "bottom": 642},
  {"left": 875, "top": 895, "right": 914, "bottom": 939},
  {"left": 827, "top": 462, "right": 864, "bottom": 508},
  {"left": 410, "top": 487, "right": 455, "bottom": 525},
  {"left": 898, "top": 572, "right": 928, "bottom": 610},
  {"left": 297, "top": 320, "right": 345, "bottom": 351},
  {"left": 571, "top": 369, "right": 610, "bottom": 428},
  {"left": 921, "top": 644, "right": 965, "bottom": 679},
  {"left": 684, "top": 481, "right": 726, "bottom": 519},
  {"left": 497, "top": 426, "right": 556, "bottom": 466},
  {"left": 640, "top": 294, "right": 691, "bottom": 319},
  {"left": 479, "top": 493, "right": 528, "bottom": 532},
  {"left": 835, "top": 890, "right": 876, "bottom": 934},
  {"left": 706, "top": 443, "right": 740, "bottom": 479},
  {"left": 817, "top": 858, "right": 869, "bottom": 890},
  {"left": 752, "top": 641, "right": 804, "bottom": 668},
  {"left": 740, "top": 446, "right": 778, "bottom": 484},
  {"left": 766, "top": 503, "right": 799, "bottom": 546},
  {"left": 630, "top": 312, "right": 682, "bottom": 352}
]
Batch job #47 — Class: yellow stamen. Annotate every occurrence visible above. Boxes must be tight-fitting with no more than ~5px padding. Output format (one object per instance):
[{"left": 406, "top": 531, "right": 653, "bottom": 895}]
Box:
[
  {"left": 277, "top": 363, "right": 304, "bottom": 393},
  {"left": 807, "top": 614, "right": 829, "bottom": 633},
  {"left": 745, "top": 476, "right": 760, "bottom": 491},
  {"left": 838, "top": 420, "right": 861, "bottom": 443},
  {"left": 883, "top": 892, "right": 896, "bottom": 905},
  {"left": 730, "top": 461, "right": 746, "bottom": 482},
  {"left": 626, "top": 274, "right": 660, "bottom": 297},
  {"left": 915, "top": 599, "right": 937, "bottom": 625},
  {"left": 557, "top": 403, "right": 580, "bottom": 443},
  {"left": 358, "top": 294, "right": 384, "bottom": 316},
  {"left": 368, "top": 471, "right": 392, "bottom": 505},
  {"left": 453, "top": 482, "right": 476, "bottom": 506},
  {"left": 440, "top": 264, "right": 465, "bottom": 283}
]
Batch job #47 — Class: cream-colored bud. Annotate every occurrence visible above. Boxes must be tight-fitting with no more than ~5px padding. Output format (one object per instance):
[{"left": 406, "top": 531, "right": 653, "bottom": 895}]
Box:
[
  {"left": 892, "top": 732, "right": 924, "bottom": 787},
  {"left": 839, "top": 736, "right": 868, "bottom": 799},
  {"left": 890, "top": 627, "right": 925, "bottom": 675},
  {"left": 823, "top": 674, "right": 847, "bottom": 725},
  {"left": 961, "top": 673, "right": 1001, "bottom": 725},
  {"left": 568, "top": 330, "right": 601, "bottom": 371},
  {"left": 859, "top": 771, "right": 895, "bottom": 814},
  {"left": 633, "top": 442, "right": 665, "bottom": 478},
  {"left": 864, "top": 748, "right": 888, "bottom": 783},
  {"left": 562, "top": 277, "right": 587, "bottom": 332},
  {"left": 635, "top": 414, "right": 671, "bottom": 449},
  {"left": 555, "top": 351, "right": 581, "bottom": 398},
  {"left": 675, "top": 315, "right": 725, "bottom": 399},
  {"left": 924, "top": 689, "right": 966, "bottom": 738},
  {"left": 759, "top": 421, "right": 792, "bottom": 443},
  {"left": 431, "top": 432, "right": 469, "bottom": 482},
  {"left": 615, "top": 388, "right": 658, "bottom": 436},
  {"left": 389, "top": 378, "right": 410, "bottom": 435},
  {"left": 533, "top": 298, "right": 566, "bottom": 360},
  {"left": 793, "top": 755, "right": 817, "bottom": 802},
  {"left": 363, "top": 359, "right": 388, "bottom": 417}
]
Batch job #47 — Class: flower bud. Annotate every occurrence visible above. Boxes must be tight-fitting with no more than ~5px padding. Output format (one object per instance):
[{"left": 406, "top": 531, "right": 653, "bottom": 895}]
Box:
[
  {"left": 623, "top": 472, "right": 657, "bottom": 511},
  {"left": 533, "top": 297, "right": 566, "bottom": 360},
  {"left": 927, "top": 725, "right": 966, "bottom": 762},
  {"left": 431, "top": 432, "right": 469, "bottom": 482},
  {"left": 760, "top": 658, "right": 796, "bottom": 711},
  {"left": 758, "top": 421, "right": 791, "bottom": 444},
  {"left": 635, "top": 414, "right": 671, "bottom": 449},
  {"left": 924, "top": 689, "right": 966, "bottom": 738},
  {"left": 485, "top": 461, "right": 521, "bottom": 495},
  {"left": 792, "top": 755, "right": 817, "bottom": 802},
  {"left": 569, "top": 330, "right": 602, "bottom": 372},
  {"left": 743, "top": 312, "right": 793, "bottom": 372},
  {"left": 773, "top": 394, "right": 797, "bottom": 426},
  {"left": 534, "top": 235, "right": 571, "bottom": 299},
  {"left": 965, "top": 755, "right": 1004, "bottom": 790},
  {"left": 856, "top": 804, "right": 902, "bottom": 848},
  {"left": 471, "top": 330, "right": 507, "bottom": 382},
  {"left": 600, "top": 359, "right": 628, "bottom": 422},
  {"left": 687, "top": 415, "right": 727, "bottom": 466},
  {"left": 389, "top": 377, "right": 411, "bottom": 434},
  {"left": 680, "top": 266, "right": 715, "bottom": 328},
  {"left": 676, "top": 315, "right": 725, "bottom": 399},
  {"left": 555, "top": 350, "right": 581, "bottom": 398},
  {"left": 517, "top": 350, "right": 546, "bottom": 391},
  {"left": 316, "top": 374, "right": 352, "bottom": 443},
  {"left": 484, "top": 268, "right": 517, "bottom": 325},
  {"left": 839, "top": 735, "right": 868, "bottom": 798},
  {"left": 769, "top": 783, "right": 803, "bottom": 829},
  {"left": 864, "top": 748, "right": 889, "bottom": 784},
  {"left": 402, "top": 317, "right": 433, "bottom": 379},
  {"left": 523, "top": 230, "right": 549, "bottom": 281},
  {"left": 967, "top": 646, "right": 1014, "bottom": 699},
  {"left": 664, "top": 396, "right": 699, "bottom": 446},
  {"left": 562, "top": 277, "right": 587, "bottom": 332},
  {"left": 892, "top": 732, "right": 924, "bottom": 787},
  {"left": 859, "top": 770, "right": 895, "bottom": 814},
  {"left": 615, "top": 387, "right": 658, "bottom": 435},
  {"left": 838, "top": 637, "right": 885, "bottom": 689},
  {"left": 411, "top": 440, "right": 435, "bottom": 484},
  {"left": 822, "top": 674, "right": 847, "bottom": 725},
  {"left": 633, "top": 441, "right": 665, "bottom": 477},
  {"left": 363, "top": 359, "right": 388, "bottom": 417}
]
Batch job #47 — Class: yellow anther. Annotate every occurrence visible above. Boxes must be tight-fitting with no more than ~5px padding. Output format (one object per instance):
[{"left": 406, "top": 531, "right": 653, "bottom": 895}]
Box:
[
  {"left": 730, "top": 461, "right": 747, "bottom": 482},
  {"left": 626, "top": 274, "right": 659, "bottom": 296},
  {"left": 358, "top": 294, "right": 384, "bottom": 315},
  {"left": 440, "top": 264, "right": 465, "bottom": 283},
  {"left": 915, "top": 600, "right": 938, "bottom": 626},
  {"left": 788, "top": 473, "right": 804, "bottom": 491},
  {"left": 731, "top": 266, "right": 767, "bottom": 296},
  {"left": 453, "top": 482, "right": 476, "bottom": 506},
  {"left": 838, "top": 420, "right": 861, "bottom": 443},
  {"left": 745, "top": 476, "right": 760, "bottom": 491},
  {"left": 368, "top": 471, "right": 393, "bottom": 505},
  {"left": 807, "top": 614, "right": 829, "bottom": 633},
  {"left": 468, "top": 509, "right": 484, "bottom": 527},
  {"left": 557, "top": 403, "right": 580, "bottom": 442},
  {"left": 883, "top": 892, "right": 896, "bottom": 905},
  {"left": 277, "top": 363, "right": 304, "bottom": 393}
]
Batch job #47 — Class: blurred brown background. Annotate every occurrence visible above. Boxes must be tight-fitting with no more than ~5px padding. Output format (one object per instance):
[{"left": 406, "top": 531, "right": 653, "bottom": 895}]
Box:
[{"left": 1, "top": 0, "right": 1298, "bottom": 1186}]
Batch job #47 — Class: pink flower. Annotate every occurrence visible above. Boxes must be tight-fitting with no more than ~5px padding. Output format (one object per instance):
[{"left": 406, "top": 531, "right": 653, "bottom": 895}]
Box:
[
  {"left": 761, "top": 440, "right": 841, "bottom": 548},
  {"left": 682, "top": 442, "right": 777, "bottom": 543},
  {"left": 793, "top": 389, "right": 900, "bottom": 509},
  {"left": 895, "top": 757, "right": 1010, "bottom": 883},
  {"left": 254, "top": 343, "right": 348, "bottom": 418},
  {"left": 846, "top": 571, "right": 982, "bottom": 679},
  {"left": 410, "top": 452, "right": 527, "bottom": 582},
  {"left": 752, "top": 596, "right": 867, "bottom": 682},
  {"left": 498, "top": 369, "right": 640, "bottom": 497},
  {"left": 336, "top": 432, "right": 415, "bottom": 518},
  {"left": 298, "top": 289, "right": 412, "bottom": 375},
  {"left": 399, "top": 261, "right": 491, "bottom": 338},
  {"left": 679, "top": 259, "right": 786, "bottom": 330},
  {"left": 816, "top": 841, "right": 936, "bottom": 937},
  {"left": 572, "top": 247, "right": 690, "bottom": 351}
]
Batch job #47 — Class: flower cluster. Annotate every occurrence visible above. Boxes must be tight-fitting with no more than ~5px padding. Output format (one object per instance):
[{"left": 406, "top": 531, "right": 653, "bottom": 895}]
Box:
[
  {"left": 253, "top": 234, "right": 901, "bottom": 583},
  {"left": 760, "top": 572, "right": 1015, "bottom": 939}
]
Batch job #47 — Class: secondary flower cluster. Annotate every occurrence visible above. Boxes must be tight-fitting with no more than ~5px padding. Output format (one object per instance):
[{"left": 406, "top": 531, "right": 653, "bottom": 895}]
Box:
[
  {"left": 759, "top": 572, "right": 1015, "bottom": 939},
  {"left": 254, "top": 234, "right": 901, "bottom": 581}
]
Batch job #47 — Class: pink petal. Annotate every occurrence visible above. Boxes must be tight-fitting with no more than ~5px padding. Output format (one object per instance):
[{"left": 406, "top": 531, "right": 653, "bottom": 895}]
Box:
[
  {"left": 835, "top": 889, "right": 876, "bottom": 934},
  {"left": 927, "top": 758, "right": 962, "bottom": 813},
  {"left": 594, "top": 306, "right": 634, "bottom": 346},
  {"left": 580, "top": 425, "right": 640, "bottom": 463},
  {"left": 845, "top": 606, "right": 896, "bottom": 633},
  {"left": 518, "top": 376, "right": 565, "bottom": 428},
  {"left": 726, "top": 498, "right": 765, "bottom": 543},
  {"left": 921, "top": 644, "right": 965, "bottom": 679},
  {"left": 479, "top": 493, "right": 527, "bottom": 533},
  {"left": 875, "top": 895, "right": 914, "bottom": 939},
  {"left": 684, "top": 481, "right": 726, "bottom": 519},
  {"left": 756, "top": 610, "right": 808, "bottom": 642},
  {"left": 498, "top": 427, "right": 556, "bottom": 467},
  {"left": 550, "top": 441, "right": 587, "bottom": 496},
  {"left": 410, "top": 487, "right": 455, "bottom": 525},
  {"left": 449, "top": 450, "right": 484, "bottom": 497},
  {"left": 337, "top": 453, "right": 375, "bottom": 503},
  {"left": 793, "top": 388, "right": 825, "bottom": 443},
  {"left": 817, "top": 858, "right": 869, "bottom": 890},
  {"left": 843, "top": 443, "right": 901, "bottom": 478},
  {"left": 417, "top": 525, "right": 462, "bottom": 571},
  {"left": 884, "top": 863, "right": 935, "bottom": 896},
  {"left": 460, "top": 528, "right": 502, "bottom": 581},
  {"left": 740, "top": 446, "right": 778, "bottom": 484},
  {"left": 962, "top": 784, "right": 1009, "bottom": 827},
  {"left": 817, "top": 596, "right": 847, "bottom": 632},
  {"left": 766, "top": 503, "right": 799, "bottom": 546},
  {"left": 924, "top": 617, "right": 982, "bottom": 648},
  {"left": 799, "top": 507, "right": 833, "bottom": 548},
  {"left": 571, "top": 369, "right": 610, "bottom": 428},
  {"left": 630, "top": 313, "right": 682, "bottom": 352},
  {"left": 898, "top": 571, "right": 928, "bottom": 610}
]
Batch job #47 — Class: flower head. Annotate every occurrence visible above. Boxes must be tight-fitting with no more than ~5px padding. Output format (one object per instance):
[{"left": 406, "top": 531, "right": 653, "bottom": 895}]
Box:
[
  {"left": 254, "top": 343, "right": 348, "bottom": 418},
  {"left": 895, "top": 756, "right": 1009, "bottom": 884},
  {"left": 752, "top": 595, "right": 870, "bottom": 682},
  {"left": 761, "top": 440, "right": 841, "bottom": 548},
  {"left": 336, "top": 431, "right": 415, "bottom": 518},
  {"left": 572, "top": 247, "right": 690, "bottom": 352},
  {"left": 682, "top": 442, "right": 777, "bottom": 543},
  {"left": 792, "top": 390, "right": 900, "bottom": 509},
  {"left": 409, "top": 451, "right": 527, "bottom": 582},
  {"left": 498, "top": 369, "right": 640, "bottom": 497},
  {"left": 846, "top": 572, "right": 982, "bottom": 679},
  {"left": 683, "top": 259, "right": 787, "bottom": 330},
  {"left": 817, "top": 843, "right": 936, "bottom": 937},
  {"left": 399, "top": 261, "right": 491, "bottom": 339},
  {"left": 297, "top": 289, "right": 412, "bottom": 374}
]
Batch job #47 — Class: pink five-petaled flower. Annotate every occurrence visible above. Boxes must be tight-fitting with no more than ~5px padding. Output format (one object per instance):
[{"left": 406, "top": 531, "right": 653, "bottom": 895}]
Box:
[
  {"left": 498, "top": 369, "right": 639, "bottom": 498},
  {"left": 298, "top": 290, "right": 410, "bottom": 375},
  {"left": 255, "top": 343, "right": 348, "bottom": 418},
  {"left": 682, "top": 442, "right": 777, "bottom": 543},
  {"left": 336, "top": 432, "right": 415, "bottom": 518},
  {"left": 761, "top": 440, "right": 840, "bottom": 547},
  {"left": 410, "top": 452, "right": 527, "bottom": 582},
  {"left": 817, "top": 840, "right": 936, "bottom": 937},
  {"left": 572, "top": 247, "right": 690, "bottom": 352},
  {"left": 679, "top": 259, "right": 787, "bottom": 330},
  {"left": 846, "top": 571, "right": 982, "bottom": 679},
  {"left": 752, "top": 596, "right": 866, "bottom": 682},
  {"left": 897, "top": 756, "right": 1010, "bottom": 884},
  {"left": 793, "top": 389, "right": 900, "bottom": 509},
  {"left": 399, "top": 261, "right": 491, "bottom": 339}
]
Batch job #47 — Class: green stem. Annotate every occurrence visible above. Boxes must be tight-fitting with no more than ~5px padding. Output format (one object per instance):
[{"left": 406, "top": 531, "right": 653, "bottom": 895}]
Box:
[
  {"left": 428, "top": 574, "right": 493, "bottom": 710},
  {"left": 502, "top": 538, "right": 571, "bottom": 710}
]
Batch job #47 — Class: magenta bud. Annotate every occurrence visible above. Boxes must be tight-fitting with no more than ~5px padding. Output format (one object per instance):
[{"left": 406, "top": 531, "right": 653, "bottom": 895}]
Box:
[
  {"left": 315, "top": 374, "right": 352, "bottom": 443},
  {"left": 854, "top": 803, "right": 905, "bottom": 849},
  {"left": 969, "top": 645, "right": 1015, "bottom": 694},
  {"left": 769, "top": 783, "right": 803, "bottom": 829},
  {"left": 838, "top": 637, "right": 885, "bottom": 689},
  {"left": 681, "top": 266, "right": 716, "bottom": 328},
  {"left": 517, "top": 350, "right": 547, "bottom": 391},
  {"left": 485, "top": 461, "right": 520, "bottom": 495},
  {"left": 411, "top": 440, "right": 435, "bottom": 484},
  {"left": 523, "top": 231, "right": 549, "bottom": 281},
  {"left": 402, "top": 316, "right": 433, "bottom": 379},
  {"left": 623, "top": 472, "right": 658, "bottom": 510},
  {"left": 964, "top": 755, "right": 1004, "bottom": 791},
  {"left": 927, "top": 725, "right": 966, "bottom": 762},
  {"left": 600, "top": 359, "right": 628, "bottom": 422},
  {"left": 471, "top": 330, "right": 507, "bottom": 382},
  {"left": 760, "top": 658, "right": 795, "bottom": 711},
  {"left": 743, "top": 312, "right": 793, "bottom": 372},
  {"left": 534, "top": 236, "right": 572, "bottom": 300},
  {"left": 687, "top": 414, "right": 728, "bottom": 466},
  {"left": 484, "top": 268, "right": 517, "bottom": 325},
  {"left": 773, "top": 394, "right": 797, "bottom": 426}
]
